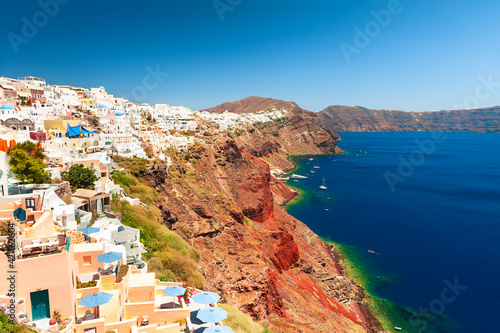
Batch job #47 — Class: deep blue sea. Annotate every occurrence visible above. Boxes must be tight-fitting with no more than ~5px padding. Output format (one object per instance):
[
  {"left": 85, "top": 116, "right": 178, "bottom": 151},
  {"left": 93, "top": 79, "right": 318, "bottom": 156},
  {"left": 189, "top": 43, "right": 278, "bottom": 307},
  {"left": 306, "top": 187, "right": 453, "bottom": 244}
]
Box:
[{"left": 286, "top": 132, "right": 500, "bottom": 333}]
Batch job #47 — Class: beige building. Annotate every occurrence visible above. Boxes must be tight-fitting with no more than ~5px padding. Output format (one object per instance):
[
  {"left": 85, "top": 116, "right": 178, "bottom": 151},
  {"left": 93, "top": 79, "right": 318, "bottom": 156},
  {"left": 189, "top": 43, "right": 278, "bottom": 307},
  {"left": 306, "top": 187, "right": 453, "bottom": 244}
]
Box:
[
  {"left": 44, "top": 119, "right": 99, "bottom": 150},
  {"left": 0, "top": 196, "right": 78, "bottom": 323}
]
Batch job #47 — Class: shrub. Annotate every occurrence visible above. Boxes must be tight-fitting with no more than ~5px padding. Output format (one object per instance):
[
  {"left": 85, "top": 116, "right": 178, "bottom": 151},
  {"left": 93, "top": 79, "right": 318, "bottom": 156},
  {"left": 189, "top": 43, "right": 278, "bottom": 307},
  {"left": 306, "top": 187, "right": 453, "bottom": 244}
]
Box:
[
  {"left": 217, "top": 303, "right": 265, "bottom": 333},
  {"left": 184, "top": 168, "right": 198, "bottom": 180},
  {"left": 112, "top": 156, "right": 148, "bottom": 177},
  {"left": 244, "top": 217, "right": 257, "bottom": 231},
  {"left": 52, "top": 310, "right": 62, "bottom": 324},
  {"left": 148, "top": 257, "right": 163, "bottom": 272},
  {"left": 117, "top": 265, "right": 129, "bottom": 278},
  {"left": 0, "top": 221, "right": 9, "bottom": 236},
  {"left": 111, "top": 200, "right": 204, "bottom": 289},
  {"left": 0, "top": 313, "right": 36, "bottom": 332},
  {"left": 158, "top": 272, "right": 175, "bottom": 282},
  {"left": 76, "top": 277, "right": 97, "bottom": 289},
  {"left": 129, "top": 184, "right": 161, "bottom": 204},
  {"left": 111, "top": 170, "right": 137, "bottom": 188}
]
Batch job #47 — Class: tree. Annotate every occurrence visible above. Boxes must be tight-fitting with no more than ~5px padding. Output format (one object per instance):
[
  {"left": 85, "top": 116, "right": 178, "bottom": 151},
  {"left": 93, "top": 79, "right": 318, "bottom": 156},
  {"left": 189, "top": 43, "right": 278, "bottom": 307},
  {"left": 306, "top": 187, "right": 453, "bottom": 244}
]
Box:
[
  {"left": 8, "top": 141, "right": 45, "bottom": 159},
  {"left": 62, "top": 164, "right": 99, "bottom": 192},
  {"left": 7, "top": 148, "right": 51, "bottom": 184}
]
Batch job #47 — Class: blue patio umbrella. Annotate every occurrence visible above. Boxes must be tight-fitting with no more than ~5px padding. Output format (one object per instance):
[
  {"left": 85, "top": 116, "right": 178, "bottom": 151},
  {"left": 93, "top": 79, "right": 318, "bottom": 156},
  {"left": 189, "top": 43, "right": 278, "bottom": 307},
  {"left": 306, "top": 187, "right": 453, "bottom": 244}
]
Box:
[
  {"left": 13, "top": 207, "right": 26, "bottom": 222},
  {"left": 79, "top": 292, "right": 113, "bottom": 318},
  {"left": 196, "top": 307, "right": 228, "bottom": 324},
  {"left": 193, "top": 291, "right": 221, "bottom": 305},
  {"left": 97, "top": 251, "right": 123, "bottom": 263},
  {"left": 163, "top": 286, "right": 187, "bottom": 307},
  {"left": 79, "top": 292, "right": 113, "bottom": 308},
  {"left": 78, "top": 226, "right": 100, "bottom": 235},
  {"left": 163, "top": 285, "right": 187, "bottom": 297},
  {"left": 204, "top": 326, "right": 235, "bottom": 333}
]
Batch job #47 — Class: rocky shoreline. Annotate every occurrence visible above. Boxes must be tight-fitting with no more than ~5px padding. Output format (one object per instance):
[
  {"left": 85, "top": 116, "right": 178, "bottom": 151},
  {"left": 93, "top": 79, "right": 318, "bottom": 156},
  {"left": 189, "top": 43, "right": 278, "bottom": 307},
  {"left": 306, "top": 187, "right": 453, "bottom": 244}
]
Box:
[{"left": 280, "top": 163, "right": 386, "bottom": 333}]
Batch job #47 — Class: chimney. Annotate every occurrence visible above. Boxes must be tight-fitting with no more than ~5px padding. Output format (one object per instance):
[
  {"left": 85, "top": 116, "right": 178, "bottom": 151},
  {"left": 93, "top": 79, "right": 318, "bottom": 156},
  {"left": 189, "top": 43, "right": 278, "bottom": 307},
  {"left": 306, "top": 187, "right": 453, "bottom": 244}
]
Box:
[{"left": 62, "top": 211, "right": 67, "bottom": 228}]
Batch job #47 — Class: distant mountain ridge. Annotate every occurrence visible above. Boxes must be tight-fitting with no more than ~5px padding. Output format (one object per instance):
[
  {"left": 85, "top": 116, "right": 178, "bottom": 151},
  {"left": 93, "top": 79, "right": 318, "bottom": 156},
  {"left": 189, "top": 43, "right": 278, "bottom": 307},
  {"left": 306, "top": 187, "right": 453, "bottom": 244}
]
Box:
[
  {"left": 201, "top": 96, "right": 304, "bottom": 114},
  {"left": 203, "top": 96, "right": 500, "bottom": 132},
  {"left": 318, "top": 105, "right": 500, "bottom": 133}
]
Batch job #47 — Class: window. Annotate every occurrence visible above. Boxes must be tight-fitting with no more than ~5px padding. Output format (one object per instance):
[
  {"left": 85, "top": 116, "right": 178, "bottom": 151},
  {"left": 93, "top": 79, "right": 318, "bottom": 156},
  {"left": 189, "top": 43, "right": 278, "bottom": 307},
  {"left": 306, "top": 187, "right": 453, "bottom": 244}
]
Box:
[
  {"left": 26, "top": 198, "right": 36, "bottom": 210},
  {"left": 83, "top": 256, "right": 92, "bottom": 265},
  {"left": 84, "top": 328, "right": 96, "bottom": 333}
]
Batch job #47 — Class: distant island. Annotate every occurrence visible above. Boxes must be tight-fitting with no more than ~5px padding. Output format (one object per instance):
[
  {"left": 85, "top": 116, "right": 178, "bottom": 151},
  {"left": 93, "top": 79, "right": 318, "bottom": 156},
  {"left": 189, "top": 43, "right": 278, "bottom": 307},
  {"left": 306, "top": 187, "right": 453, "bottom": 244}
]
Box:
[{"left": 318, "top": 105, "right": 500, "bottom": 133}]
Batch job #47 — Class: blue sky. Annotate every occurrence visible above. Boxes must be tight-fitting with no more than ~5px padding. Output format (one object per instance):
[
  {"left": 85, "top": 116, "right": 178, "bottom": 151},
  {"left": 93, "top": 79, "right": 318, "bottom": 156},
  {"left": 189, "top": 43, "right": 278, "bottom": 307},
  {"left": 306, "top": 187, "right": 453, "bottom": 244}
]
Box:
[{"left": 1, "top": 0, "right": 499, "bottom": 111}]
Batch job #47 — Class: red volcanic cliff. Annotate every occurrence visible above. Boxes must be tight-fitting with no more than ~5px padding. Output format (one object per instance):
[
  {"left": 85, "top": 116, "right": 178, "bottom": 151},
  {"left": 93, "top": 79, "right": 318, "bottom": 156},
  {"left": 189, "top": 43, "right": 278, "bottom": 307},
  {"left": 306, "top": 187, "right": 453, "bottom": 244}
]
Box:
[{"left": 141, "top": 112, "right": 380, "bottom": 333}]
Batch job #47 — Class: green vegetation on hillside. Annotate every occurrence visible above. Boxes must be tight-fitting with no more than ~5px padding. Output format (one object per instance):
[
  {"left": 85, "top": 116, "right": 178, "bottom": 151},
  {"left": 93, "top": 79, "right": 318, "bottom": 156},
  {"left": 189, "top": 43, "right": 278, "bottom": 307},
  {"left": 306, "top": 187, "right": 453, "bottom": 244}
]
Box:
[
  {"left": 110, "top": 156, "right": 204, "bottom": 288},
  {"left": 112, "top": 156, "right": 148, "bottom": 177},
  {"left": 112, "top": 170, "right": 160, "bottom": 205},
  {"left": 217, "top": 303, "right": 268, "bottom": 333},
  {"left": 0, "top": 313, "right": 36, "bottom": 333}
]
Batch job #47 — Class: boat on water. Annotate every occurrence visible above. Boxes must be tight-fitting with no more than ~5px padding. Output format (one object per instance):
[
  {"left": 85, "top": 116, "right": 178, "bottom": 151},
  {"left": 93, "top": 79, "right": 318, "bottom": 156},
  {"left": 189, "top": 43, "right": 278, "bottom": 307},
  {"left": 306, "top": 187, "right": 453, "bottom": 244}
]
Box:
[
  {"left": 319, "top": 176, "right": 327, "bottom": 190},
  {"left": 310, "top": 170, "right": 316, "bottom": 173},
  {"left": 290, "top": 174, "right": 308, "bottom": 179},
  {"left": 276, "top": 177, "right": 289, "bottom": 182},
  {"left": 308, "top": 158, "right": 314, "bottom": 161},
  {"left": 395, "top": 328, "right": 402, "bottom": 331},
  {"left": 313, "top": 159, "right": 320, "bottom": 169},
  {"left": 368, "top": 250, "right": 375, "bottom": 254}
]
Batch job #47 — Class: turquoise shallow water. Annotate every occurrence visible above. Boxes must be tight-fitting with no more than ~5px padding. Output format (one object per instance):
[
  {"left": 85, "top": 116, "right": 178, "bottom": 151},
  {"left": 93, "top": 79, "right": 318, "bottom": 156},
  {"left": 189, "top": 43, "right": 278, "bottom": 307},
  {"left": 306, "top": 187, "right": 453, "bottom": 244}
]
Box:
[{"left": 286, "top": 132, "right": 500, "bottom": 333}]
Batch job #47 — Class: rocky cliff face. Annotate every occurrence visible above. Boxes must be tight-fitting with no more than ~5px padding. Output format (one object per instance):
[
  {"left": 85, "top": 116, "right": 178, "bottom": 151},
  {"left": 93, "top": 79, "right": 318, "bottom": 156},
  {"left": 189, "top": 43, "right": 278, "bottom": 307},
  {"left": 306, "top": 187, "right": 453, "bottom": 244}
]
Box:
[
  {"left": 319, "top": 105, "right": 500, "bottom": 132},
  {"left": 204, "top": 96, "right": 343, "bottom": 171},
  {"left": 141, "top": 112, "right": 380, "bottom": 333}
]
